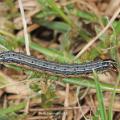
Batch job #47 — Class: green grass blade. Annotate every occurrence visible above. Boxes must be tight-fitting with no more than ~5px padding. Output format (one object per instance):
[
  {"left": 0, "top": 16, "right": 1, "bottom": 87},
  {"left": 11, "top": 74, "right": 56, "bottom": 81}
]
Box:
[
  {"left": 32, "top": 19, "right": 71, "bottom": 32},
  {"left": 93, "top": 71, "right": 107, "bottom": 120},
  {"left": 0, "top": 102, "right": 26, "bottom": 115},
  {"left": 63, "top": 77, "right": 120, "bottom": 93},
  {"left": 108, "top": 74, "right": 120, "bottom": 120},
  {"left": 76, "top": 11, "right": 97, "bottom": 22}
]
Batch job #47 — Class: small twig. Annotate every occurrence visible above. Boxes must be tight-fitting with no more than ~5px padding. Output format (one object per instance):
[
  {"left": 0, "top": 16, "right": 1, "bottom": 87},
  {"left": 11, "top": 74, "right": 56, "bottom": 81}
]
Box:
[
  {"left": 18, "top": 0, "right": 30, "bottom": 55},
  {"left": 18, "top": 24, "right": 39, "bottom": 36},
  {"left": 74, "top": 7, "right": 120, "bottom": 60},
  {"left": 29, "top": 106, "right": 88, "bottom": 111},
  {"left": 62, "top": 84, "right": 69, "bottom": 120},
  {"left": 24, "top": 98, "right": 30, "bottom": 114}
]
